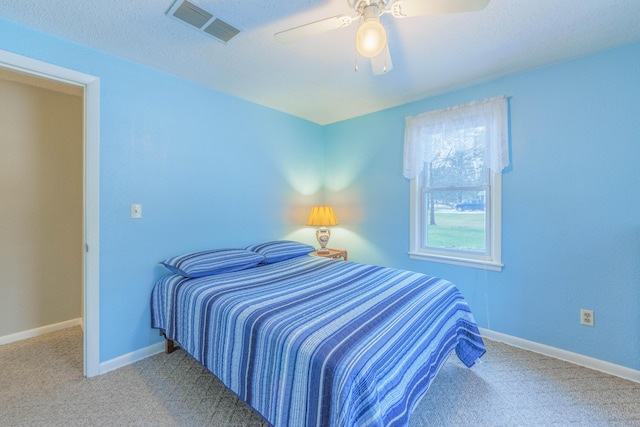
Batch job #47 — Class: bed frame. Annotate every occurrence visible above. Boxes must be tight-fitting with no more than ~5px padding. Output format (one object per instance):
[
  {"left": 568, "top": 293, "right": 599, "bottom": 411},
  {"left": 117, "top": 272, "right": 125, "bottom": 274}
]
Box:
[{"left": 162, "top": 331, "right": 177, "bottom": 354}]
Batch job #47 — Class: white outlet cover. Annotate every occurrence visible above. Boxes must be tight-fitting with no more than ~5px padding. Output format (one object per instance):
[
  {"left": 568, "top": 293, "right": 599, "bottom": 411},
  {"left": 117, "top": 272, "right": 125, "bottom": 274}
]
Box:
[
  {"left": 580, "top": 309, "right": 594, "bottom": 326},
  {"left": 131, "top": 203, "right": 142, "bottom": 219}
]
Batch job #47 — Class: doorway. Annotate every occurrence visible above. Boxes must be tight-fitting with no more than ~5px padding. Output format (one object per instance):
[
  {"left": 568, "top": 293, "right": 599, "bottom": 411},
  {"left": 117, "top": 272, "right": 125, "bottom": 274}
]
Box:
[{"left": 0, "top": 50, "right": 100, "bottom": 377}]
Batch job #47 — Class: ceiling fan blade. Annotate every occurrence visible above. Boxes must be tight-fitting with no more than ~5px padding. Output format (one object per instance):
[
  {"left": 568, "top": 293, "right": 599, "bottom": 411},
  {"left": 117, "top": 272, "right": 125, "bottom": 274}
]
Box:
[
  {"left": 370, "top": 43, "right": 393, "bottom": 75},
  {"left": 391, "top": 0, "right": 490, "bottom": 18},
  {"left": 275, "top": 15, "right": 355, "bottom": 44}
]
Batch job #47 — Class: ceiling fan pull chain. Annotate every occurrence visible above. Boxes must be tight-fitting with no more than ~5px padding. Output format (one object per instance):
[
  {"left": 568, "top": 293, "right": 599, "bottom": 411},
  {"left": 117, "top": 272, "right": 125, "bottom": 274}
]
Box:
[{"left": 383, "top": 48, "right": 387, "bottom": 73}]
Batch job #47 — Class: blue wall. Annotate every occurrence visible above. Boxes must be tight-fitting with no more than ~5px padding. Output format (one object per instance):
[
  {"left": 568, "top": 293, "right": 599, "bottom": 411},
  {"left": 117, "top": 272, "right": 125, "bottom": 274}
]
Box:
[
  {"left": 324, "top": 42, "right": 640, "bottom": 371},
  {"left": 0, "top": 18, "right": 324, "bottom": 361},
  {"left": 2, "top": 15, "right": 639, "bottom": 372}
]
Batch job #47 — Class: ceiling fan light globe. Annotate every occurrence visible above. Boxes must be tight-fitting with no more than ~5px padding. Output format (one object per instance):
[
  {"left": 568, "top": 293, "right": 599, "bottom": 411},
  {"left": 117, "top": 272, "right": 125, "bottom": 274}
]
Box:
[{"left": 356, "top": 19, "right": 387, "bottom": 58}]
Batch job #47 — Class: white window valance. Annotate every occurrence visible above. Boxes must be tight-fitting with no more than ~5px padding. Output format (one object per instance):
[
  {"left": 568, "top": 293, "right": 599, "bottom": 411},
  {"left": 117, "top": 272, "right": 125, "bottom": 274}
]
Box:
[{"left": 403, "top": 96, "right": 509, "bottom": 180}]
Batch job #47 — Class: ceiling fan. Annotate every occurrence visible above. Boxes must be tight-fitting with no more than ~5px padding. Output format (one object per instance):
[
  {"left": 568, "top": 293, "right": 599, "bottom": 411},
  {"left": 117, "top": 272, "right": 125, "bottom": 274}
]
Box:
[{"left": 275, "top": 0, "right": 491, "bottom": 75}]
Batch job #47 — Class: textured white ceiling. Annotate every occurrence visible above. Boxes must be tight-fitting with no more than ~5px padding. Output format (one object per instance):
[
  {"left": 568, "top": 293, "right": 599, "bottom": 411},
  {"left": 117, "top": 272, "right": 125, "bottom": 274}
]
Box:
[{"left": 1, "top": 0, "right": 639, "bottom": 124}]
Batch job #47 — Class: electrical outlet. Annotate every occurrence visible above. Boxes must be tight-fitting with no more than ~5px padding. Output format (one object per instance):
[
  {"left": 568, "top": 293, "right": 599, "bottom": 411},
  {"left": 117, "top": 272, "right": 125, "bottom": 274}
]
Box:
[{"left": 580, "top": 309, "right": 594, "bottom": 326}]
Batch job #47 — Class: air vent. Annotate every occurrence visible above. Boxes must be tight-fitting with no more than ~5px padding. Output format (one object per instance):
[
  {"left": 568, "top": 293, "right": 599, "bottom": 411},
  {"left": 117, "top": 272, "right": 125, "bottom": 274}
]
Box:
[
  {"left": 166, "top": 0, "right": 240, "bottom": 44},
  {"left": 204, "top": 19, "right": 240, "bottom": 43},
  {"left": 172, "top": 1, "right": 211, "bottom": 28}
]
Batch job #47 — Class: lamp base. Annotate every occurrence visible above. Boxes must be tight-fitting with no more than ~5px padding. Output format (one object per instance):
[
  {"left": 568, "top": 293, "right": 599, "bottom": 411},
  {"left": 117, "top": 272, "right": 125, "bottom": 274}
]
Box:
[{"left": 316, "top": 227, "right": 331, "bottom": 253}]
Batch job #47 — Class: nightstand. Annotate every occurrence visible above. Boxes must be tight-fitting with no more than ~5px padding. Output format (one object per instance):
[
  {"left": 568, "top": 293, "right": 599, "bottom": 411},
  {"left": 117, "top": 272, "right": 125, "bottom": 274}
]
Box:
[{"left": 309, "top": 248, "right": 348, "bottom": 261}]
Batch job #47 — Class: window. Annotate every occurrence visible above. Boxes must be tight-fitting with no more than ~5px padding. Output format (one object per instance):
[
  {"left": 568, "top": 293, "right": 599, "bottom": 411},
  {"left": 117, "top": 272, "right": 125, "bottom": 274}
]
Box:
[{"left": 403, "top": 97, "right": 509, "bottom": 271}]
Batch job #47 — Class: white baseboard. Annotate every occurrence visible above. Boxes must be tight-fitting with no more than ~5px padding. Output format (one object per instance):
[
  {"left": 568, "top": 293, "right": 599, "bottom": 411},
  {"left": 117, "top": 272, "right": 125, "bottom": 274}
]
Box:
[
  {"left": 0, "top": 318, "right": 82, "bottom": 346},
  {"left": 480, "top": 328, "right": 640, "bottom": 384},
  {"left": 99, "top": 341, "right": 165, "bottom": 375},
  {"left": 94, "top": 328, "right": 640, "bottom": 383}
]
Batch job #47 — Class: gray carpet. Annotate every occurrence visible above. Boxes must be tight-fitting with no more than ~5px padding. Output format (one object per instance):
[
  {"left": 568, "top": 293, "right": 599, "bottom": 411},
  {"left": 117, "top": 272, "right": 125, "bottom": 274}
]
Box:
[{"left": 1, "top": 326, "right": 639, "bottom": 426}]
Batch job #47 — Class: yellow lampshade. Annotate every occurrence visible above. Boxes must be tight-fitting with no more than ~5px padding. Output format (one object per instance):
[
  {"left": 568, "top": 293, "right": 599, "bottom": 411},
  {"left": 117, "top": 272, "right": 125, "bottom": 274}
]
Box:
[{"left": 307, "top": 206, "right": 339, "bottom": 227}]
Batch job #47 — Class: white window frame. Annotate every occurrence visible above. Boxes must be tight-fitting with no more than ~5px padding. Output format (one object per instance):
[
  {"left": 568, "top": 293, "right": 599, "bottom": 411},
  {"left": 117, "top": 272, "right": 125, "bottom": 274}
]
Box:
[
  {"left": 405, "top": 96, "right": 508, "bottom": 272},
  {"left": 409, "top": 170, "right": 503, "bottom": 271}
]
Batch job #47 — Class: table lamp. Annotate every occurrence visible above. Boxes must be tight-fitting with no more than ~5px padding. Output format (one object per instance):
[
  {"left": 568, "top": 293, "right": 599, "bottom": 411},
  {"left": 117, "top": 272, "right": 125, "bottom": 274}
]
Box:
[{"left": 307, "top": 206, "right": 338, "bottom": 254}]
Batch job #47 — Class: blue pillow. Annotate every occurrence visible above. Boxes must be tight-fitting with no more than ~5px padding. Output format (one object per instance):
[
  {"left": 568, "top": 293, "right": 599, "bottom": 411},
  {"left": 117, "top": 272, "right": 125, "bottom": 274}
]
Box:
[
  {"left": 161, "top": 248, "right": 265, "bottom": 278},
  {"left": 245, "top": 240, "right": 315, "bottom": 264}
]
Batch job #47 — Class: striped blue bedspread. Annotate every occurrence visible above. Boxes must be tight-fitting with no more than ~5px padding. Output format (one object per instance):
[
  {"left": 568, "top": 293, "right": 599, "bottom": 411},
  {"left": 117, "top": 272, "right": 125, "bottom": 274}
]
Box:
[{"left": 151, "top": 255, "right": 485, "bottom": 427}]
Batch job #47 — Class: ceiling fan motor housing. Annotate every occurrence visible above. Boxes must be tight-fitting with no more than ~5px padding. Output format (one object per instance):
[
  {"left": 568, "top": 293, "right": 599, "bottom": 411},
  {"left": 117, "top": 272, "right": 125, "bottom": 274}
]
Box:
[{"left": 355, "top": 0, "right": 386, "bottom": 16}]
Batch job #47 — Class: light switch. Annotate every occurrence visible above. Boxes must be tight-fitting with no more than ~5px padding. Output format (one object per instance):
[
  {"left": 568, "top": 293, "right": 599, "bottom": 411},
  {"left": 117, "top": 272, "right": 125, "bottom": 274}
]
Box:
[{"left": 131, "top": 203, "right": 142, "bottom": 219}]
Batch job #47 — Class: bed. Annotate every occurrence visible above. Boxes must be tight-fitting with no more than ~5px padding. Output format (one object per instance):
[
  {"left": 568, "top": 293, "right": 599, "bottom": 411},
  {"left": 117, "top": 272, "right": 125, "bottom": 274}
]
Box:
[{"left": 151, "top": 241, "right": 485, "bottom": 427}]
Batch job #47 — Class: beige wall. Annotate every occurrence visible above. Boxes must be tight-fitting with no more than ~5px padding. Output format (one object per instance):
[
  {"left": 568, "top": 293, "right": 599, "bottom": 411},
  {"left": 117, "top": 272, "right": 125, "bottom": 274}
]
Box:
[{"left": 0, "top": 76, "right": 83, "bottom": 337}]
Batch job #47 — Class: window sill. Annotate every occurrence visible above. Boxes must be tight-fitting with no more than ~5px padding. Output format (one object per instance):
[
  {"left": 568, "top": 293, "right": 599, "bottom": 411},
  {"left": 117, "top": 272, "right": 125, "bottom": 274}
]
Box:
[{"left": 408, "top": 252, "right": 503, "bottom": 272}]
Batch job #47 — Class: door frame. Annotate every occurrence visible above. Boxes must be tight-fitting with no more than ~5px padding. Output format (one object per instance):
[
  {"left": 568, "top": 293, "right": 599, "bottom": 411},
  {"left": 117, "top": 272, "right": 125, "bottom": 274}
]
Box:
[{"left": 0, "top": 49, "right": 100, "bottom": 377}]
